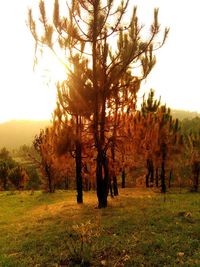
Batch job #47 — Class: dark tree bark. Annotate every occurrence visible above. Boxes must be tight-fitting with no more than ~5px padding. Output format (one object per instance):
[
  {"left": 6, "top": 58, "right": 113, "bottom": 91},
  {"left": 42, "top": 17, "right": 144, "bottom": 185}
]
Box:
[
  {"left": 111, "top": 140, "right": 118, "bottom": 196},
  {"left": 146, "top": 159, "right": 154, "bottom": 188},
  {"left": 156, "top": 168, "right": 159, "bottom": 187},
  {"left": 160, "top": 143, "right": 167, "bottom": 193},
  {"left": 161, "top": 161, "right": 166, "bottom": 193},
  {"left": 92, "top": 2, "right": 109, "bottom": 208},
  {"left": 113, "top": 176, "right": 119, "bottom": 196},
  {"left": 122, "top": 169, "right": 126, "bottom": 188},
  {"left": 75, "top": 141, "right": 83, "bottom": 203},
  {"left": 45, "top": 165, "right": 54, "bottom": 193},
  {"left": 150, "top": 160, "right": 154, "bottom": 186},
  {"left": 146, "top": 159, "right": 150, "bottom": 188},
  {"left": 145, "top": 173, "right": 150, "bottom": 188},
  {"left": 109, "top": 181, "right": 114, "bottom": 198},
  {"left": 193, "top": 162, "right": 199, "bottom": 192},
  {"left": 96, "top": 150, "right": 110, "bottom": 208},
  {"left": 74, "top": 114, "right": 83, "bottom": 203}
]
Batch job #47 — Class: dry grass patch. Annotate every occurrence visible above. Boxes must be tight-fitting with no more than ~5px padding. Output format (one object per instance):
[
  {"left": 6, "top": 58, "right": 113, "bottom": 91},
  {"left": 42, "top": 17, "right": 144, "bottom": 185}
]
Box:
[{"left": 0, "top": 189, "right": 200, "bottom": 266}]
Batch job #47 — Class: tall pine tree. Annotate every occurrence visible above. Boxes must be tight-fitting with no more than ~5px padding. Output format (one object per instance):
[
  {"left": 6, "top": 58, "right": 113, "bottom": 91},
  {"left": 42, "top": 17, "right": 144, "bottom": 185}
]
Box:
[{"left": 28, "top": 0, "right": 168, "bottom": 207}]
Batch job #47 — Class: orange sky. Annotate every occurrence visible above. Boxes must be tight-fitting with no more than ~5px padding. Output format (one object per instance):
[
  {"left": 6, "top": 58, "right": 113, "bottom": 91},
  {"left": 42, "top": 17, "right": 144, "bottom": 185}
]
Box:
[{"left": 0, "top": 0, "right": 200, "bottom": 123}]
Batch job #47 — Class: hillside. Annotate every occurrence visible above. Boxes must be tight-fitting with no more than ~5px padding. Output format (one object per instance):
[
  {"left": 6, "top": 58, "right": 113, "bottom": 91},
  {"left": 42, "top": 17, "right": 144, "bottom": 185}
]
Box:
[
  {"left": 0, "top": 120, "right": 50, "bottom": 149},
  {"left": 0, "top": 110, "right": 199, "bottom": 150},
  {"left": 0, "top": 189, "right": 200, "bottom": 266},
  {"left": 171, "top": 109, "right": 200, "bottom": 120}
]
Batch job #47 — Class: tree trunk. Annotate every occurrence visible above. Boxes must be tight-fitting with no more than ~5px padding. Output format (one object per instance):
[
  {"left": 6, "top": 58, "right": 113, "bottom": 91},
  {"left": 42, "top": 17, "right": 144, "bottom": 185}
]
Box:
[
  {"left": 156, "top": 168, "right": 159, "bottom": 187},
  {"left": 193, "top": 162, "right": 199, "bottom": 192},
  {"left": 75, "top": 142, "right": 83, "bottom": 203},
  {"left": 161, "top": 160, "right": 166, "bottom": 193},
  {"left": 146, "top": 159, "right": 154, "bottom": 187},
  {"left": 92, "top": 2, "right": 106, "bottom": 208},
  {"left": 45, "top": 165, "right": 54, "bottom": 193},
  {"left": 146, "top": 159, "right": 150, "bottom": 188},
  {"left": 96, "top": 150, "right": 109, "bottom": 208},
  {"left": 113, "top": 175, "right": 118, "bottom": 196},
  {"left": 194, "top": 170, "right": 199, "bottom": 192},
  {"left": 122, "top": 169, "right": 125, "bottom": 188},
  {"left": 48, "top": 176, "right": 54, "bottom": 193},
  {"left": 160, "top": 142, "right": 167, "bottom": 193},
  {"left": 150, "top": 160, "right": 154, "bottom": 186},
  {"left": 109, "top": 181, "right": 114, "bottom": 198},
  {"left": 146, "top": 173, "right": 150, "bottom": 188},
  {"left": 111, "top": 140, "right": 119, "bottom": 196}
]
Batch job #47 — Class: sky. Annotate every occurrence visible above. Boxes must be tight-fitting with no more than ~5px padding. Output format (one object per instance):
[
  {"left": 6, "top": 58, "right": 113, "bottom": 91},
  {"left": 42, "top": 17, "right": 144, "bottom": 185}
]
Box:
[{"left": 0, "top": 0, "right": 200, "bottom": 123}]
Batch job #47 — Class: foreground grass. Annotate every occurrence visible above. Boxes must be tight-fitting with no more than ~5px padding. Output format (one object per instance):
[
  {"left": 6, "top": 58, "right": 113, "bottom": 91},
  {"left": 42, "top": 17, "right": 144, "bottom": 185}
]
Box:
[{"left": 0, "top": 189, "right": 200, "bottom": 267}]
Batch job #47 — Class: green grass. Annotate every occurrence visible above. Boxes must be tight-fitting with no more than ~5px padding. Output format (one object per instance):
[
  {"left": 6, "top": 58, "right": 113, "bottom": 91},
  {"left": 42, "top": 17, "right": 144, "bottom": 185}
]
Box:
[{"left": 0, "top": 188, "right": 200, "bottom": 266}]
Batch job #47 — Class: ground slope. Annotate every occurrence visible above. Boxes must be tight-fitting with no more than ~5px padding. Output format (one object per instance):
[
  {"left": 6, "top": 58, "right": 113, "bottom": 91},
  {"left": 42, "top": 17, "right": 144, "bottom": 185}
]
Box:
[{"left": 0, "top": 188, "right": 200, "bottom": 266}]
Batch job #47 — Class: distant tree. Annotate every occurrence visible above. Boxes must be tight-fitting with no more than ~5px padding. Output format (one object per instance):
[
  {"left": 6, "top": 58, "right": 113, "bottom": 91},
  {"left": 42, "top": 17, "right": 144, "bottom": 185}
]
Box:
[
  {"left": 149, "top": 106, "right": 182, "bottom": 192},
  {"left": 34, "top": 127, "right": 69, "bottom": 192},
  {"left": 0, "top": 161, "right": 9, "bottom": 190},
  {"left": 53, "top": 107, "right": 84, "bottom": 202},
  {"left": 141, "top": 89, "right": 161, "bottom": 115},
  {"left": 0, "top": 147, "right": 10, "bottom": 160},
  {"left": 185, "top": 133, "right": 200, "bottom": 192},
  {"left": 124, "top": 93, "right": 182, "bottom": 192},
  {"left": 181, "top": 117, "right": 200, "bottom": 136},
  {"left": 0, "top": 147, "right": 16, "bottom": 190},
  {"left": 141, "top": 89, "right": 160, "bottom": 187},
  {"left": 11, "top": 145, "right": 42, "bottom": 190},
  {"left": 8, "top": 166, "right": 29, "bottom": 190},
  {"left": 25, "top": 165, "right": 41, "bottom": 190},
  {"left": 33, "top": 128, "right": 56, "bottom": 193},
  {"left": 53, "top": 55, "right": 94, "bottom": 202}
]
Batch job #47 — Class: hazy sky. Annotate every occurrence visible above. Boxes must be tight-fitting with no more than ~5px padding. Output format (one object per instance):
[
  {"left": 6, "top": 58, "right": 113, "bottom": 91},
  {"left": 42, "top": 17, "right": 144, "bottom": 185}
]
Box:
[{"left": 0, "top": 0, "right": 200, "bottom": 123}]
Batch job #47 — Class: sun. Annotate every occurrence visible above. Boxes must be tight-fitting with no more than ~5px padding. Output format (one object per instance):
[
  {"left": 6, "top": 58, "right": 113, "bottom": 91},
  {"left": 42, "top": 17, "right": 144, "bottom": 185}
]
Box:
[
  {"left": 0, "top": 49, "right": 67, "bottom": 123},
  {"left": 0, "top": 0, "right": 68, "bottom": 124},
  {"left": 25, "top": 55, "right": 68, "bottom": 122}
]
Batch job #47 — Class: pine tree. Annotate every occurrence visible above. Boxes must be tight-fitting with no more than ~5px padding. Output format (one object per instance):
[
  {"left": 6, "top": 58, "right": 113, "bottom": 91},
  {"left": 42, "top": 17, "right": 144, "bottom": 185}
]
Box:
[
  {"left": 33, "top": 128, "right": 57, "bottom": 192},
  {"left": 52, "top": 101, "right": 85, "bottom": 203},
  {"left": 129, "top": 92, "right": 182, "bottom": 192},
  {"left": 185, "top": 133, "right": 200, "bottom": 192},
  {"left": 141, "top": 89, "right": 160, "bottom": 187},
  {"left": 28, "top": 0, "right": 169, "bottom": 207}
]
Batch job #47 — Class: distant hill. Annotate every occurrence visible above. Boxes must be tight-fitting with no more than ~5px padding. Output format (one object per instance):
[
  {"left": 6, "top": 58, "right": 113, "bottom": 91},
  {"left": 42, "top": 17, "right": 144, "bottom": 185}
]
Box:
[
  {"left": 171, "top": 109, "right": 200, "bottom": 121},
  {"left": 0, "top": 110, "right": 199, "bottom": 149},
  {"left": 0, "top": 120, "right": 50, "bottom": 150}
]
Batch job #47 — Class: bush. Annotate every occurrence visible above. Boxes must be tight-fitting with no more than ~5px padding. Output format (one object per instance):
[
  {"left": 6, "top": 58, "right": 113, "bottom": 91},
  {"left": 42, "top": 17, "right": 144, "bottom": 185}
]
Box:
[
  {"left": 25, "top": 166, "right": 41, "bottom": 190},
  {"left": 8, "top": 166, "right": 29, "bottom": 190}
]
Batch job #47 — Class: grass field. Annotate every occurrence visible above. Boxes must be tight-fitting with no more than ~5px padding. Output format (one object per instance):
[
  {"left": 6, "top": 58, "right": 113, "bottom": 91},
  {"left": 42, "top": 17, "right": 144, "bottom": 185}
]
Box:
[{"left": 0, "top": 188, "right": 200, "bottom": 267}]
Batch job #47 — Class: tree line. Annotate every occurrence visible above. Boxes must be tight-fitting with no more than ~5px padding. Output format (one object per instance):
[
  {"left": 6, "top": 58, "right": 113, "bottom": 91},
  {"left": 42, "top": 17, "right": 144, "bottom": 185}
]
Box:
[
  {"left": 1, "top": 1, "right": 198, "bottom": 208},
  {"left": 27, "top": 0, "right": 170, "bottom": 208},
  {"left": 26, "top": 0, "right": 200, "bottom": 207}
]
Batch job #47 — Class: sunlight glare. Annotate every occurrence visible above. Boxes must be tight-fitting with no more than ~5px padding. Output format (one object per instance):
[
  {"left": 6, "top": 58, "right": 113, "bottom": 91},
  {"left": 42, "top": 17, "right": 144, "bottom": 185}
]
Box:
[{"left": 1, "top": 0, "right": 200, "bottom": 123}]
